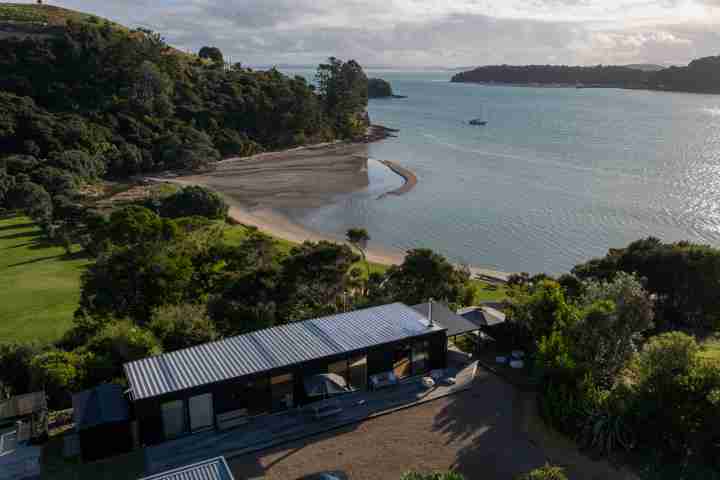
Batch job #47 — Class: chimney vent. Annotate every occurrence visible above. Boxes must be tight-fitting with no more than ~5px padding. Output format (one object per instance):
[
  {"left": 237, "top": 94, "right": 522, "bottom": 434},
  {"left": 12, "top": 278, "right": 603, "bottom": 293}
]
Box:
[{"left": 428, "top": 298, "right": 434, "bottom": 328}]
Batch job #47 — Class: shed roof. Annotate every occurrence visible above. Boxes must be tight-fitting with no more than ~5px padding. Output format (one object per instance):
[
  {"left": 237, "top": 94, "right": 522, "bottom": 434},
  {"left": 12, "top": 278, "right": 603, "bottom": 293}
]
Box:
[
  {"left": 72, "top": 384, "right": 129, "bottom": 431},
  {"left": 457, "top": 305, "right": 507, "bottom": 327},
  {"left": 412, "top": 302, "right": 481, "bottom": 337},
  {"left": 138, "top": 457, "right": 234, "bottom": 480},
  {"left": 124, "top": 303, "right": 444, "bottom": 401}
]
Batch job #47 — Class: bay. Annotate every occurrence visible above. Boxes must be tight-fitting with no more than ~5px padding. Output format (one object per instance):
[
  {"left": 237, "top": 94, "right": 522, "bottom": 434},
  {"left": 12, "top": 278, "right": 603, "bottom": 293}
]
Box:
[{"left": 283, "top": 69, "right": 720, "bottom": 274}]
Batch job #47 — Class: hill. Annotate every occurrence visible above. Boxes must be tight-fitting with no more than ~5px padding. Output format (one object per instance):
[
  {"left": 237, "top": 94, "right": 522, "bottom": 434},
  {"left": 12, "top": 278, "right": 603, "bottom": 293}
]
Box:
[
  {"left": 450, "top": 64, "right": 651, "bottom": 87},
  {"left": 623, "top": 63, "right": 665, "bottom": 72},
  {"left": 451, "top": 59, "right": 720, "bottom": 93},
  {"left": 0, "top": 3, "right": 105, "bottom": 25}
]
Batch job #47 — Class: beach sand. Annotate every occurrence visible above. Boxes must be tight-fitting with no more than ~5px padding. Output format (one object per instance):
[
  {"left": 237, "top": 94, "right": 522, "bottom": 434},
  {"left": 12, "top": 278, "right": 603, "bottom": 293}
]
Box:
[{"left": 160, "top": 138, "right": 510, "bottom": 282}]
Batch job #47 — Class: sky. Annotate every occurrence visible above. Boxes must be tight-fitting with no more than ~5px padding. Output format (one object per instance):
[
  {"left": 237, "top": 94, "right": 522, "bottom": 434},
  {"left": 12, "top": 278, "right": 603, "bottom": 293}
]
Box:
[{"left": 30, "top": 0, "right": 720, "bottom": 68}]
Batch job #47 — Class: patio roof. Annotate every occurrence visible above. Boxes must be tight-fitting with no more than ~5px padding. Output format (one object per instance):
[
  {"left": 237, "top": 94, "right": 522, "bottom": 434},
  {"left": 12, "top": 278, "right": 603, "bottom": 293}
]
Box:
[
  {"left": 412, "top": 302, "right": 480, "bottom": 337},
  {"left": 457, "top": 305, "right": 507, "bottom": 327}
]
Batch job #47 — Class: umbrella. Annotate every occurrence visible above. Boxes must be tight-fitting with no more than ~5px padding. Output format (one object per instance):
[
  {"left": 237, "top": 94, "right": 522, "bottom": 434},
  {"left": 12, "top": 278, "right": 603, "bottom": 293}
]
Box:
[{"left": 304, "top": 373, "right": 350, "bottom": 397}]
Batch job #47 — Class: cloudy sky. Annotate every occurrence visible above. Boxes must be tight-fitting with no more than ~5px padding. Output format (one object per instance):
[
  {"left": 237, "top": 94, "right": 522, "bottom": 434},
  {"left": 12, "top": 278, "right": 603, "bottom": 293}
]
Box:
[{"left": 31, "top": 0, "right": 720, "bottom": 67}]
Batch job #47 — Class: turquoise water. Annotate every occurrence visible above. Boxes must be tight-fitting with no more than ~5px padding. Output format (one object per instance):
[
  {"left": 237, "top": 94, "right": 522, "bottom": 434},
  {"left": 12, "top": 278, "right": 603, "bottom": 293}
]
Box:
[{"left": 285, "top": 70, "right": 720, "bottom": 274}]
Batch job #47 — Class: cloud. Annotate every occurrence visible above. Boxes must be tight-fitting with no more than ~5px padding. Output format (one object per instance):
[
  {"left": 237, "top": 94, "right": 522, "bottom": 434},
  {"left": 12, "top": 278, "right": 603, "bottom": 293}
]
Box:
[{"left": 28, "top": 0, "right": 720, "bottom": 67}]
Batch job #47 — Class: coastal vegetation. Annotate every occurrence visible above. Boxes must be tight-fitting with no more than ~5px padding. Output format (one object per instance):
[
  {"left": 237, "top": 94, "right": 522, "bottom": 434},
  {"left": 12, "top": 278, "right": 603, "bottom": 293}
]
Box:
[
  {"left": 504, "top": 245, "right": 720, "bottom": 474},
  {"left": 368, "top": 78, "right": 394, "bottom": 98},
  {"left": 452, "top": 57, "right": 720, "bottom": 93}
]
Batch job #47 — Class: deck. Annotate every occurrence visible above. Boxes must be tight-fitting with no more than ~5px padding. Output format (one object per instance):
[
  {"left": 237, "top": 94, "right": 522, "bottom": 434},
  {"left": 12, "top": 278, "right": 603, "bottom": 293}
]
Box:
[{"left": 145, "top": 352, "right": 476, "bottom": 474}]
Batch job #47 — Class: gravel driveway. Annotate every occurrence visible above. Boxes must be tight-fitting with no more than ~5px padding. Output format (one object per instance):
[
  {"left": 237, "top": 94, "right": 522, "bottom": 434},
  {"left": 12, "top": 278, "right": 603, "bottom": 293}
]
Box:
[{"left": 229, "top": 370, "right": 547, "bottom": 480}]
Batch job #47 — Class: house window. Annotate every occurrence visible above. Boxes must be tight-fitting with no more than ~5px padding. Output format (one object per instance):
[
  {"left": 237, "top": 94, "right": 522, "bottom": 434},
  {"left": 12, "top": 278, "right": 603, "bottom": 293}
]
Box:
[
  {"left": 412, "top": 340, "right": 430, "bottom": 375},
  {"left": 161, "top": 400, "right": 186, "bottom": 439},
  {"left": 245, "top": 377, "right": 269, "bottom": 416},
  {"left": 393, "top": 344, "right": 412, "bottom": 379},
  {"left": 271, "top": 373, "right": 294, "bottom": 412},
  {"left": 348, "top": 355, "right": 367, "bottom": 391},
  {"left": 328, "top": 359, "right": 349, "bottom": 383}
]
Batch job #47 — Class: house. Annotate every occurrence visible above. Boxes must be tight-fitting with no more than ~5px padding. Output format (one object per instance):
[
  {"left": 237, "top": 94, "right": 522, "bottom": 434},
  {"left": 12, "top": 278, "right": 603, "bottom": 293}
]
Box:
[
  {"left": 72, "top": 384, "right": 133, "bottom": 461},
  {"left": 138, "top": 456, "right": 234, "bottom": 480},
  {"left": 123, "top": 303, "right": 448, "bottom": 446}
]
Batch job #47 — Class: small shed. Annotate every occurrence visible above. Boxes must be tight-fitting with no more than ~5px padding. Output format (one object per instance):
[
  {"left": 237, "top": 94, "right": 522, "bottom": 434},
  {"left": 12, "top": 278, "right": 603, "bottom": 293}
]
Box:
[
  {"left": 72, "top": 384, "right": 132, "bottom": 461},
  {"left": 139, "top": 456, "right": 235, "bottom": 480}
]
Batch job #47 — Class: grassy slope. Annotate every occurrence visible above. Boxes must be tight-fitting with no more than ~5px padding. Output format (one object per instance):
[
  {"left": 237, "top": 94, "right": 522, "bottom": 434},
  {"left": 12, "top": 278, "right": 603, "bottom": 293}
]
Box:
[
  {"left": 0, "top": 3, "right": 115, "bottom": 26},
  {"left": 0, "top": 215, "right": 90, "bottom": 344}
]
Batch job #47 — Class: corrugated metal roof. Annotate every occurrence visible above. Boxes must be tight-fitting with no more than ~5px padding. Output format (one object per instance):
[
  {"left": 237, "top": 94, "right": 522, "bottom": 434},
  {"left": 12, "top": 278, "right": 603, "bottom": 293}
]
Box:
[
  {"left": 124, "top": 303, "right": 444, "bottom": 401},
  {"left": 138, "top": 456, "right": 234, "bottom": 480}
]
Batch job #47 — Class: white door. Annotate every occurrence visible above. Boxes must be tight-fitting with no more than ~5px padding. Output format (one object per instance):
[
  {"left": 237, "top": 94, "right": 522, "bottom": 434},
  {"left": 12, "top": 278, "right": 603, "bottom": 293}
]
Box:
[
  {"left": 189, "top": 393, "right": 214, "bottom": 431},
  {"left": 161, "top": 400, "right": 186, "bottom": 439}
]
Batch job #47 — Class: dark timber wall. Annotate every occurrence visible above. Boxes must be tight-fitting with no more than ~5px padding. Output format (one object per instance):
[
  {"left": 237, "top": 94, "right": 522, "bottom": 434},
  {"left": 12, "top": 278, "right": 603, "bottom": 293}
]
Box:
[{"left": 134, "top": 330, "right": 447, "bottom": 446}]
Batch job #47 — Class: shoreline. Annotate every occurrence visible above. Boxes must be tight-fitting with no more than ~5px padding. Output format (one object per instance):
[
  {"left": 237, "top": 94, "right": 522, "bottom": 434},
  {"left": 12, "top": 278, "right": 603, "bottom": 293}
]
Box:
[
  {"left": 377, "top": 160, "right": 418, "bottom": 198},
  {"left": 145, "top": 125, "right": 511, "bottom": 283}
]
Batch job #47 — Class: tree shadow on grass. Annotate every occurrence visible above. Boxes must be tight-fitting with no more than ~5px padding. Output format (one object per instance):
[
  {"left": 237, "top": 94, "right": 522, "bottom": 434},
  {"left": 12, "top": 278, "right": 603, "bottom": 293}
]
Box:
[
  {"left": 6, "top": 254, "right": 66, "bottom": 267},
  {"left": 432, "top": 373, "right": 546, "bottom": 479},
  {"left": 0, "top": 230, "right": 40, "bottom": 241},
  {"left": 0, "top": 221, "right": 36, "bottom": 232}
]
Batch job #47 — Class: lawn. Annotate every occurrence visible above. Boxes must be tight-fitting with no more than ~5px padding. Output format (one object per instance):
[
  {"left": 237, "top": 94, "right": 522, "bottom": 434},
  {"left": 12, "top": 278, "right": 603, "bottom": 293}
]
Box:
[
  {"left": 0, "top": 215, "right": 91, "bottom": 344},
  {"left": 471, "top": 279, "right": 508, "bottom": 304}
]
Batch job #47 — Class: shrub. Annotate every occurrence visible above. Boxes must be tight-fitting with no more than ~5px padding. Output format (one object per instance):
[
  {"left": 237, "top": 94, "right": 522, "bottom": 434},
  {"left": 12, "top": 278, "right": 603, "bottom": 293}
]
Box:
[
  {"left": 84, "top": 320, "right": 162, "bottom": 381},
  {"left": 158, "top": 185, "right": 228, "bottom": 220},
  {"left": 149, "top": 304, "right": 218, "bottom": 352},
  {"left": 518, "top": 464, "right": 567, "bottom": 480},
  {"left": 401, "top": 472, "right": 464, "bottom": 480},
  {"left": 30, "top": 349, "right": 84, "bottom": 408}
]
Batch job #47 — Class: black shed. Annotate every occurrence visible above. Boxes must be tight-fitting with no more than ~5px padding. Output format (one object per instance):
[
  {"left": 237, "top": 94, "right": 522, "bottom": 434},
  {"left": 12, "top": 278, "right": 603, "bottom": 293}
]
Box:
[{"left": 72, "top": 384, "right": 133, "bottom": 461}]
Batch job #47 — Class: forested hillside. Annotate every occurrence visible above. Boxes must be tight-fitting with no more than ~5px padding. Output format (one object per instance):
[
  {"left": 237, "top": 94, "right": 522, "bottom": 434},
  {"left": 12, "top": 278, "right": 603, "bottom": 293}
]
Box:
[
  {"left": 451, "top": 57, "right": 720, "bottom": 94},
  {"left": 0, "top": 6, "right": 369, "bottom": 240},
  {"left": 450, "top": 65, "right": 651, "bottom": 86}
]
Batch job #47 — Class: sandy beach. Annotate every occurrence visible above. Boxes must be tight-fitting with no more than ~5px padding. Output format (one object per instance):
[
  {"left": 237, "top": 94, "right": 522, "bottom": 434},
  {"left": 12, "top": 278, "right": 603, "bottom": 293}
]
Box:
[{"left": 160, "top": 134, "right": 510, "bottom": 282}]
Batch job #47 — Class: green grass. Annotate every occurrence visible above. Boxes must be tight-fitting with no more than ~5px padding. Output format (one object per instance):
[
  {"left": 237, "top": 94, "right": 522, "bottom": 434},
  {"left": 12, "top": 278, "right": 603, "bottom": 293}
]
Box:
[
  {"left": 0, "top": 215, "right": 91, "bottom": 344},
  {"left": 0, "top": 3, "right": 107, "bottom": 25},
  {"left": 471, "top": 278, "right": 508, "bottom": 303},
  {"left": 0, "top": 213, "right": 508, "bottom": 345}
]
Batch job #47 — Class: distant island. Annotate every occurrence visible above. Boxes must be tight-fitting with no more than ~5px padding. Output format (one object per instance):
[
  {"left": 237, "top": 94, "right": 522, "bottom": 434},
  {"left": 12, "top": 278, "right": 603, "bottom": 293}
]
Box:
[
  {"left": 451, "top": 57, "right": 720, "bottom": 94},
  {"left": 368, "top": 78, "right": 407, "bottom": 99}
]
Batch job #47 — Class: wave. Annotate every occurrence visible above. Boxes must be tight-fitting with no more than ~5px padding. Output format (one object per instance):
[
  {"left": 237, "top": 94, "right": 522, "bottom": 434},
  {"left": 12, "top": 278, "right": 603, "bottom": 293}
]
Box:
[{"left": 702, "top": 107, "right": 720, "bottom": 116}]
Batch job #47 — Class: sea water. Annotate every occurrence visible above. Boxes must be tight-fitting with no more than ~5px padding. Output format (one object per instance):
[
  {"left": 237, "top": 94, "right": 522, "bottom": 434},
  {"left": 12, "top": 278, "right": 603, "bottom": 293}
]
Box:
[{"left": 283, "top": 69, "right": 720, "bottom": 274}]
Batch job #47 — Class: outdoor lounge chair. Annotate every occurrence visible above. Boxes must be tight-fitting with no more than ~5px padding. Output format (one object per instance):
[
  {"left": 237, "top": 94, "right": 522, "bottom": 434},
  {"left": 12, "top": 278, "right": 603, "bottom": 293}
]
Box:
[{"left": 369, "top": 372, "right": 398, "bottom": 390}]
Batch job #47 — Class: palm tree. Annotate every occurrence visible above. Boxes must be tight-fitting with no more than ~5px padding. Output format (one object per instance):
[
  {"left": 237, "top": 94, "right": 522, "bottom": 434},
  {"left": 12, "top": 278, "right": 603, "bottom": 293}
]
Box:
[{"left": 346, "top": 227, "right": 371, "bottom": 288}]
